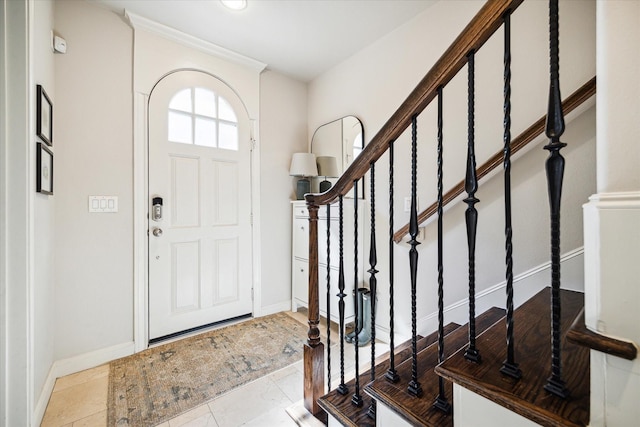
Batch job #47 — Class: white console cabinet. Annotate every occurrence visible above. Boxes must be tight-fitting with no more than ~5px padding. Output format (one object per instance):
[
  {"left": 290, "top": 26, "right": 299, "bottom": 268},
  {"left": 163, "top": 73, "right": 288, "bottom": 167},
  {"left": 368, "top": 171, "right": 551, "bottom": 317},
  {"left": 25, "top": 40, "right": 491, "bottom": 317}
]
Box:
[{"left": 291, "top": 200, "right": 365, "bottom": 325}]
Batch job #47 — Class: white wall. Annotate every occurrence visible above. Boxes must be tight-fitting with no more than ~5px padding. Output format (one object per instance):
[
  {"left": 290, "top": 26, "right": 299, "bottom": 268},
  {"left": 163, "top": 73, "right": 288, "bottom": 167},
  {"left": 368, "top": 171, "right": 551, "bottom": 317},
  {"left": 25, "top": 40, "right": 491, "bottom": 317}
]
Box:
[
  {"left": 259, "top": 71, "right": 308, "bottom": 312},
  {"left": 2, "top": 0, "right": 57, "bottom": 424},
  {"left": 54, "top": 0, "right": 134, "bottom": 360},
  {"left": 33, "top": 0, "right": 57, "bottom": 420},
  {"left": 308, "top": 0, "right": 596, "bottom": 340},
  {"left": 2, "top": 1, "right": 33, "bottom": 424}
]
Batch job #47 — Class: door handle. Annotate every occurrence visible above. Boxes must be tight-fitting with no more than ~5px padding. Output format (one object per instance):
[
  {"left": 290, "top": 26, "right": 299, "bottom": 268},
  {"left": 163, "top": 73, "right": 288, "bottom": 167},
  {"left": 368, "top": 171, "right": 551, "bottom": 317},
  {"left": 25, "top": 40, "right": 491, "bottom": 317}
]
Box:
[{"left": 152, "top": 228, "right": 163, "bottom": 237}]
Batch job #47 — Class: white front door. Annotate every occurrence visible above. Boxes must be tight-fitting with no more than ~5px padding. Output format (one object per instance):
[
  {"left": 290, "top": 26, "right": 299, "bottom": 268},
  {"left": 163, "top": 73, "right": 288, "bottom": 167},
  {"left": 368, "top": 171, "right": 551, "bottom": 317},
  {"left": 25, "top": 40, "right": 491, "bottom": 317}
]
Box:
[{"left": 148, "top": 70, "right": 253, "bottom": 341}]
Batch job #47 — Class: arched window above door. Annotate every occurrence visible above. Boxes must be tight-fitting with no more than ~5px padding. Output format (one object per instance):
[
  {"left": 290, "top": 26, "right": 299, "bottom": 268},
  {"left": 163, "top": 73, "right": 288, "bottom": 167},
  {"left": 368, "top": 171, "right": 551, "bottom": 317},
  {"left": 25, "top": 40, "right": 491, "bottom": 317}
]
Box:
[{"left": 167, "top": 87, "right": 239, "bottom": 150}]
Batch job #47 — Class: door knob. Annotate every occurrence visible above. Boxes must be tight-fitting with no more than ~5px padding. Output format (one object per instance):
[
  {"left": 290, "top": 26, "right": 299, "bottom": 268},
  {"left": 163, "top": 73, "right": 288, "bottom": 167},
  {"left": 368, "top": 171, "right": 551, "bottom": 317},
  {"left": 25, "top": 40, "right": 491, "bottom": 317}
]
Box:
[{"left": 152, "top": 228, "right": 163, "bottom": 237}]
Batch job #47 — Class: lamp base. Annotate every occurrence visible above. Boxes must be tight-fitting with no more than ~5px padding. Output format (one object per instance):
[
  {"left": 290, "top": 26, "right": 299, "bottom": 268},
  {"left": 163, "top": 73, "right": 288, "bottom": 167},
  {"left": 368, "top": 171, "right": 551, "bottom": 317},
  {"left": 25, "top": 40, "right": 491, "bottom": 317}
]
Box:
[
  {"left": 319, "top": 179, "right": 332, "bottom": 193},
  {"left": 296, "top": 178, "right": 310, "bottom": 200}
]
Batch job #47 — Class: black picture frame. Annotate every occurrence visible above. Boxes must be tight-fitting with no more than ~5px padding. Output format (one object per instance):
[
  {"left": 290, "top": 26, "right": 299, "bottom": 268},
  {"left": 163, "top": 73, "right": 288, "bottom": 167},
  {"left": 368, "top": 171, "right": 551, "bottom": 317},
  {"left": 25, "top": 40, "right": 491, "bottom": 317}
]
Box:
[
  {"left": 36, "top": 143, "right": 53, "bottom": 195},
  {"left": 36, "top": 85, "right": 53, "bottom": 146}
]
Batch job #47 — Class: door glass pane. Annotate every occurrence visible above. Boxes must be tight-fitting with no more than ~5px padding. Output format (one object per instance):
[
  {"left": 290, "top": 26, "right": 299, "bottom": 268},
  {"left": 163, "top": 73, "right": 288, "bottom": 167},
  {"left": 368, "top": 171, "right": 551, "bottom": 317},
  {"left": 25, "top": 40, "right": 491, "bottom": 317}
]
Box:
[
  {"left": 195, "top": 88, "right": 216, "bottom": 118},
  {"left": 169, "top": 89, "right": 192, "bottom": 113},
  {"left": 168, "top": 111, "right": 192, "bottom": 144},
  {"left": 218, "top": 97, "right": 237, "bottom": 122},
  {"left": 219, "top": 122, "right": 238, "bottom": 150},
  {"left": 195, "top": 117, "right": 217, "bottom": 147}
]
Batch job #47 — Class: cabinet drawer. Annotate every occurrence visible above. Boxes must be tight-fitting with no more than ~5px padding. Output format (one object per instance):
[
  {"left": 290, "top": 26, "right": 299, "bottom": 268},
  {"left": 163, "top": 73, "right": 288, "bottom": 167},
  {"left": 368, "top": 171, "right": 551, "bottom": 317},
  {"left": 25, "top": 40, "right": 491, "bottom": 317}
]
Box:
[
  {"left": 293, "top": 259, "right": 308, "bottom": 306},
  {"left": 293, "top": 218, "right": 309, "bottom": 259},
  {"left": 293, "top": 205, "right": 308, "bottom": 218}
]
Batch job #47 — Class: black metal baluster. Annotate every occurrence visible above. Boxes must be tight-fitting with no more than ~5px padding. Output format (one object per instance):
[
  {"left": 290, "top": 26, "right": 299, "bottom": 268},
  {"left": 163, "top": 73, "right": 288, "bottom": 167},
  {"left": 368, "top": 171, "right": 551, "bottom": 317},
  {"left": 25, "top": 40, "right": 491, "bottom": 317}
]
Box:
[
  {"left": 500, "top": 10, "right": 522, "bottom": 380},
  {"left": 543, "top": 0, "right": 569, "bottom": 399},
  {"left": 337, "top": 196, "right": 349, "bottom": 395},
  {"left": 407, "top": 115, "right": 423, "bottom": 397},
  {"left": 326, "top": 204, "right": 332, "bottom": 390},
  {"left": 464, "top": 51, "right": 481, "bottom": 364},
  {"left": 433, "top": 86, "right": 451, "bottom": 413},
  {"left": 367, "top": 164, "right": 378, "bottom": 419},
  {"left": 352, "top": 180, "right": 364, "bottom": 407},
  {"left": 385, "top": 141, "right": 400, "bottom": 383}
]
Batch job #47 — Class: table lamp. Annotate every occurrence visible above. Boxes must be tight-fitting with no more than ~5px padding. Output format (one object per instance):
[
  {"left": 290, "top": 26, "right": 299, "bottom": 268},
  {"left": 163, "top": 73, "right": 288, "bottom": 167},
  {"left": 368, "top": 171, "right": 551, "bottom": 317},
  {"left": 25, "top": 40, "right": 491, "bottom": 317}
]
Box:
[
  {"left": 316, "top": 156, "right": 339, "bottom": 193},
  {"left": 290, "top": 153, "right": 318, "bottom": 200}
]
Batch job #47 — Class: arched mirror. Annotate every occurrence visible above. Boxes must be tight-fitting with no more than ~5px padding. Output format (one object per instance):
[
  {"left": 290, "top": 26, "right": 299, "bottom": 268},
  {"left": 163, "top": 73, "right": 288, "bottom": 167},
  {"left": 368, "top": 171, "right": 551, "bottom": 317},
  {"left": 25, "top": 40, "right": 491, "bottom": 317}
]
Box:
[{"left": 311, "top": 116, "right": 364, "bottom": 197}]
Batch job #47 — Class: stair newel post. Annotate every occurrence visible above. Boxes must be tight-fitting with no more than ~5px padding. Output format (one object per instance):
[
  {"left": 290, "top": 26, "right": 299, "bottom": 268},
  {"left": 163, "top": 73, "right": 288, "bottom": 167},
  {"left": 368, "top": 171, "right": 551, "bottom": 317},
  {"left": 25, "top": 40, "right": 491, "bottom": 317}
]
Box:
[
  {"left": 385, "top": 141, "right": 400, "bottom": 383},
  {"left": 336, "top": 196, "right": 349, "bottom": 396},
  {"left": 407, "top": 114, "right": 423, "bottom": 397},
  {"left": 303, "top": 201, "right": 325, "bottom": 415},
  {"left": 463, "top": 51, "right": 482, "bottom": 364},
  {"left": 367, "top": 163, "right": 378, "bottom": 419},
  {"left": 351, "top": 180, "right": 364, "bottom": 407},
  {"left": 500, "top": 10, "right": 522, "bottom": 380},
  {"left": 543, "top": 0, "right": 569, "bottom": 399},
  {"left": 326, "top": 203, "right": 332, "bottom": 390},
  {"left": 434, "top": 86, "right": 452, "bottom": 413}
]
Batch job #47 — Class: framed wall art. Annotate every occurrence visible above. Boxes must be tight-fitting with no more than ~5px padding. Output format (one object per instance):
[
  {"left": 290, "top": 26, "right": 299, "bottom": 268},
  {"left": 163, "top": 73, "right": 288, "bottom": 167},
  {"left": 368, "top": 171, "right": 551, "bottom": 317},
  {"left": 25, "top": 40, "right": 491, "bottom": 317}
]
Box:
[
  {"left": 36, "top": 84, "right": 53, "bottom": 146},
  {"left": 36, "top": 143, "right": 53, "bottom": 195}
]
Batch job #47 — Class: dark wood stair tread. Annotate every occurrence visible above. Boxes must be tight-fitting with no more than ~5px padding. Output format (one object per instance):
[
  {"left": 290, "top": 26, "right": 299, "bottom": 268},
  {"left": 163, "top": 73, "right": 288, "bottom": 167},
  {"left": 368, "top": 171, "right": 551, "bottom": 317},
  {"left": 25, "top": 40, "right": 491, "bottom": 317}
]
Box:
[
  {"left": 436, "top": 287, "right": 589, "bottom": 427},
  {"left": 567, "top": 307, "right": 637, "bottom": 360},
  {"left": 365, "top": 307, "right": 506, "bottom": 427},
  {"left": 317, "top": 322, "right": 460, "bottom": 427}
]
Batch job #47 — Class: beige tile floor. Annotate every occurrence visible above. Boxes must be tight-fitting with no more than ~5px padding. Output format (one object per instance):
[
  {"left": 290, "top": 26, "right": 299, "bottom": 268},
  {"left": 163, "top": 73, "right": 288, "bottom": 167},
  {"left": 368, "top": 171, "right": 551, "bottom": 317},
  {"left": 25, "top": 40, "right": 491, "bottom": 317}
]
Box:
[{"left": 40, "top": 311, "right": 379, "bottom": 427}]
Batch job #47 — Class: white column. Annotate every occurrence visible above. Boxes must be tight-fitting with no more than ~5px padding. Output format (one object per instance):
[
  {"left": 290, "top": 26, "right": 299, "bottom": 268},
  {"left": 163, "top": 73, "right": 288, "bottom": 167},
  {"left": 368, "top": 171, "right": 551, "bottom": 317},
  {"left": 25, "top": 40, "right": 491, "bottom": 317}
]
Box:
[{"left": 586, "top": 1, "right": 640, "bottom": 425}]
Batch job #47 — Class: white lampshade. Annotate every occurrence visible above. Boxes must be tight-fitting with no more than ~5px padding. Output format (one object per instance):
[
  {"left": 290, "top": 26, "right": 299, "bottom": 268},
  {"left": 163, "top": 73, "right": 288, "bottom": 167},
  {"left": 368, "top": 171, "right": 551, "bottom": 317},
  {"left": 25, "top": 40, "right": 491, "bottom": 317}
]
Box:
[
  {"left": 289, "top": 153, "right": 318, "bottom": 177},
  {"left": 316, "top": 156, "right": 339, "bottom": 178}
]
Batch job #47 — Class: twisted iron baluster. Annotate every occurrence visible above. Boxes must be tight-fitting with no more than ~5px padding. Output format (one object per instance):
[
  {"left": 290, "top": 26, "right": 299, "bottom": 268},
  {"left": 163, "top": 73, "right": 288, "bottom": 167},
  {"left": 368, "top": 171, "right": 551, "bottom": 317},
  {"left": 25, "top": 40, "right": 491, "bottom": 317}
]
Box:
[
  {"left": 500, "top": 10, "right": 522, "bottom": 380},
  {"left": 434, "top": 86, "right": 451, "bottom": 413},
  {"left": 352, "top": 180, "right": 363, "bottom": 407},
  {"left": 367, "top": 164, "right": 378, "bottom": 419},
  {"left": 407, "top": 115, "right": 423, "bottom": 397},
  {"left": 337, "top": 196, "right": 348, "bottom": 395},
  {"left": 543, "top": 0, "right": 569, "bottom": 399},
  {"left": 385, "top": 141, "right": 400, "bottom": 383},
  {"left": 464, "top": 51, "right": 481, "bottom": 364},
  {"left": 326, "top": 204, "right": 332, "bottom": 390}
]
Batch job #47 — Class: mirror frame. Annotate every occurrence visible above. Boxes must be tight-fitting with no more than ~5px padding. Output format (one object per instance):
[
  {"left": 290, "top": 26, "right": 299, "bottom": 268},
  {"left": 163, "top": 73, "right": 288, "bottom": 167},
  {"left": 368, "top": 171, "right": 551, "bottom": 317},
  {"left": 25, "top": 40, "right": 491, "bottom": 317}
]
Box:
[{"left": 311, "top": 115, "right": 365, "bottom": 198}]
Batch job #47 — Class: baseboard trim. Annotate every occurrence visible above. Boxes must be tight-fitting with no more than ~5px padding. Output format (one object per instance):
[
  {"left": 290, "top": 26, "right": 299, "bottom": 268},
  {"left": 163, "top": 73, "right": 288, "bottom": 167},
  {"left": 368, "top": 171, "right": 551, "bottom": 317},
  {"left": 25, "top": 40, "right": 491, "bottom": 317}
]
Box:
[
  {"left": 53, "top": 341, "right": 135, "bottom": 379},
  {"left": 260, "top": 301, "right": 293, "bottom": 317},
  {"left": 33, "top": 366, "right": 57, "bottom": 427},
  {"left": 32, "top": 341, "right": 135, "bottom": 426},
  {"left": 414, "top": 247, "right": 584, "bottom": 340}
]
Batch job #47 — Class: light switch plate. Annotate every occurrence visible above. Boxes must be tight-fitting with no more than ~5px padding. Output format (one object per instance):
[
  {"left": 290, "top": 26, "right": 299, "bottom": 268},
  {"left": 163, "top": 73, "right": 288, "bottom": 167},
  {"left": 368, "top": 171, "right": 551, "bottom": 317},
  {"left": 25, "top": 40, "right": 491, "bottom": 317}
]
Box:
[{"left": 89, "top": 196, "right": 118, "bottom": 213}]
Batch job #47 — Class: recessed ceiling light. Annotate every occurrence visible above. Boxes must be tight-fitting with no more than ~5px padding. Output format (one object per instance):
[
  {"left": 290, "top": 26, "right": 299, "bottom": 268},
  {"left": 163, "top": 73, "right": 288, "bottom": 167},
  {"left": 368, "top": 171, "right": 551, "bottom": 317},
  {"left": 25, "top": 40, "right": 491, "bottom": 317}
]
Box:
[{"left": 220, "top": 0, "right": 247, "bottom": 11}]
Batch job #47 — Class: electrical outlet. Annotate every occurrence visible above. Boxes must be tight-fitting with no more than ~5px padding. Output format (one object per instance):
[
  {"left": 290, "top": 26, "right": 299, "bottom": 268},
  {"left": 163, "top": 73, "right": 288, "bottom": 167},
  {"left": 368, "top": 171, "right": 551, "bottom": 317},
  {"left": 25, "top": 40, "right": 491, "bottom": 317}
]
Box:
[
  {"left": 404, "top": 196, "right": 418, "bottom": 212},
  {"left": 418, "top": 227, "right": 425, "bottom": 241}
]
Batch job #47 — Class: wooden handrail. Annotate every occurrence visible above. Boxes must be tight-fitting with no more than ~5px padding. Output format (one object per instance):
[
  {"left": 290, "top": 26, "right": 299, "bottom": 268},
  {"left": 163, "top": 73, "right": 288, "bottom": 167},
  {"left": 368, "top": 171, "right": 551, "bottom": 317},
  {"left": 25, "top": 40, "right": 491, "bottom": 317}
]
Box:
[
  {"left": 393, "top": 76, "right": 596, "bottom": 243},
  {"left": 305, "top": 0, "right": 524, "bottom": 209},
  {"left": 303, "top": 0, "right": 524, "bottom": 416}
]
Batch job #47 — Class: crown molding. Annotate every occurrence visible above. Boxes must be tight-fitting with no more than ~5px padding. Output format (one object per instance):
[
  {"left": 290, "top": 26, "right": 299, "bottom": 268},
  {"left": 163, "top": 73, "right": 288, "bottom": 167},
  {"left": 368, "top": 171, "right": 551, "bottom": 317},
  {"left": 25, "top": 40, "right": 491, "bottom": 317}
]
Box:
[{"left": 124, "top": 10, "right": 267, "bottom": 74}]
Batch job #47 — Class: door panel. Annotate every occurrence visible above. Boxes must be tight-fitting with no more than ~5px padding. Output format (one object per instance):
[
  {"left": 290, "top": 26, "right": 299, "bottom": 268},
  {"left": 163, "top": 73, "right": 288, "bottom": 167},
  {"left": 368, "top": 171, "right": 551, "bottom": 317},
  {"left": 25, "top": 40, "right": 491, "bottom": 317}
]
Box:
[
  {"left": 211, "top": 160, "right": 238, "bottom": 225},
  {"left": 148, "top": 70, "right": 253, "bottom": 340},
  {"left": 170, "top": 155, "right": 200, "bottom": 228},
  {"left": 171, "top": 240, "right": 200, "bottom": 311}
]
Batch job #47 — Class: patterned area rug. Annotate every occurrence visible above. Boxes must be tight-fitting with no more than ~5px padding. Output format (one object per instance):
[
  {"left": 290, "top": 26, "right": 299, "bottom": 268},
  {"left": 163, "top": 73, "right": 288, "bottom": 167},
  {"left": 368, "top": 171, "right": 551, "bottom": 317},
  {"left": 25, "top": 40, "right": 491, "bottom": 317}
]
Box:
[{"left": 107, "top": 312, "right": 308, "bottom": 426}]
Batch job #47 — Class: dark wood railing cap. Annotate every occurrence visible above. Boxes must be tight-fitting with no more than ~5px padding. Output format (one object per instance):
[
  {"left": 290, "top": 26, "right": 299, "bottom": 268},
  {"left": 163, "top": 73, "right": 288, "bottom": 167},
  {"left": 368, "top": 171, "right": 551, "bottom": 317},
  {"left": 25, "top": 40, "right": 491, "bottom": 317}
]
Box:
[{"left": 306, "top": 0, "right": 525, "bottom": 208}]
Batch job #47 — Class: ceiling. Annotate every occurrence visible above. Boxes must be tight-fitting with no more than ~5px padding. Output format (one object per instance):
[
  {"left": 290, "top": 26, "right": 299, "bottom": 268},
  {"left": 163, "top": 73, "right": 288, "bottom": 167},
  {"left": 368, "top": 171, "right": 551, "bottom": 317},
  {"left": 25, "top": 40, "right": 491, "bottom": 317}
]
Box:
[{"left": 89, "top": 0, "right": 438, "bottom": 82}]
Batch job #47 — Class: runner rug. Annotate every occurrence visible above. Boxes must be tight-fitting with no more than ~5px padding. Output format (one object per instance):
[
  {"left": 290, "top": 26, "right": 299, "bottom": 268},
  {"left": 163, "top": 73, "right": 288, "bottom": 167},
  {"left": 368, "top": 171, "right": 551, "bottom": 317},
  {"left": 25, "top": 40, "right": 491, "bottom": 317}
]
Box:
[{"left": 107, "top": 312, "right": 308, "bottom": 426}]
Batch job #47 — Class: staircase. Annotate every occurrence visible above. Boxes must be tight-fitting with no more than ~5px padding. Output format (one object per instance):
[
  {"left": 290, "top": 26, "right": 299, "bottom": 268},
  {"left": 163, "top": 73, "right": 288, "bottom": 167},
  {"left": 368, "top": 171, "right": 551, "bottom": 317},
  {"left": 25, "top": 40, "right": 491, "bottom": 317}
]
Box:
[{"left": 296, "top": 0, "right": 637, "bottom": 426}]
